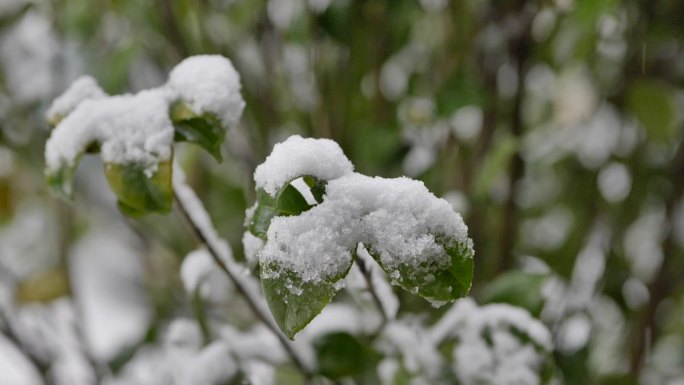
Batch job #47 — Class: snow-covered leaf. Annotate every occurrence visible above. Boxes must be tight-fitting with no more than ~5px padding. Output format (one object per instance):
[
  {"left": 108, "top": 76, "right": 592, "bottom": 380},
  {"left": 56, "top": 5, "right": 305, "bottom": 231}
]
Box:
[{"left": 368, "top": 236, "right": 474, "bottom": 306}]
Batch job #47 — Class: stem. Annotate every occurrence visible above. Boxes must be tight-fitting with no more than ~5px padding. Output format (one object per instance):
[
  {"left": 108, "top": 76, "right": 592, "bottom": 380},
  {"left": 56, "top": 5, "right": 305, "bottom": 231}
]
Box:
[
  {"left": 355, "top": 257, "right": 389, "bottom": 327},
  {"left": 171, "top": 166, "right": 311, "bottom": 375}
]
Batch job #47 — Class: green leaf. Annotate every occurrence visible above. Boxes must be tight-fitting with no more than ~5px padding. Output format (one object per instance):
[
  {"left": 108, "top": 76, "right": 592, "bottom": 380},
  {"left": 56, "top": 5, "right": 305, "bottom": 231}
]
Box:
[
  {"left": 103, "top": 160, "right": 173, "bottom": 217},
  {"left": 170, "top": 101, "right": 227, "bottom": 161},
  {"left": 303, "top": 176, "right": 326, "bottom": 203},
  {"left": 46, "top": 159, "right": 81, "bottom": 200},
  {"left": 261, "top": 258, "right": 353, "bottom": 339},
  {"left": 480, "top": 271, "right": 548, "bottom": 317},
  {"left": 16, "top": 267, "right": 71, "bottom": 304},
  {"left": 248, "top": 185, "right": 312, "bottom": 239},
  {"left": 472, "top": 133, "right": 518, "bottom": 200},
  {"left": 370, "top": 237, "right": 474, "bottom": 305},
  {"left": 313, "top": 332, "right": 378, "bottom": 380},
  {"left": 627, "top": 81, "right": 676, "bottom": 143}
]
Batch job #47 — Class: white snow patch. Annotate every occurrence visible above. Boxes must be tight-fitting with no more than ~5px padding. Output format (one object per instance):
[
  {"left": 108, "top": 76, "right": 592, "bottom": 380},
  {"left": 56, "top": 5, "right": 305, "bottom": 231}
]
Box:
[
  {"left": 45, "top": 88, "right": 174, "bottom": 175},
  {"left": 254, "top": 135, "right": 354, "bottom": 196},
  {"left": 70, "top": 232, "right": 152, "bottom": 363},
  {"left": 167, "top": 55, "right": 245, "bottom": 127},
  {"left": 46, "top": 76, "right": 106, "bottom": 124}
]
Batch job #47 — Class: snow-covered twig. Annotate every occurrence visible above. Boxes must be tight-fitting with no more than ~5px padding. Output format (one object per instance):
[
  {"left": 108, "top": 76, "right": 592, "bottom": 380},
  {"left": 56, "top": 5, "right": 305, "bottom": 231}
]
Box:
[{"left": 171, "top": 165, "right": 312, "bottom": 376}]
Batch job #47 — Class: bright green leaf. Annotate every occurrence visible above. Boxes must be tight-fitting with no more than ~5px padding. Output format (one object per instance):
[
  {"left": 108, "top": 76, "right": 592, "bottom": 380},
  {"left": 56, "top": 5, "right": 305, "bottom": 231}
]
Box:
[
  {"left": 170, "top": 101, "right": 227, "bottom": 161},
  {"left": 103, "top": 160, "right": 173, "bottom": 217}
]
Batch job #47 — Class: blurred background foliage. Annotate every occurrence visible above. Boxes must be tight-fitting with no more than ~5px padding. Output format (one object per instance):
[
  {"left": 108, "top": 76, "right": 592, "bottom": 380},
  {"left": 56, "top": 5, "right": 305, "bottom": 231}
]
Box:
[{"left": 0, "top": 0, "right": 683, "bottom": 384}]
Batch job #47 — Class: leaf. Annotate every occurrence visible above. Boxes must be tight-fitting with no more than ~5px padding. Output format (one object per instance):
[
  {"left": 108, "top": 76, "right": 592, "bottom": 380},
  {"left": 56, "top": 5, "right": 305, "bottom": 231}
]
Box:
[
  {"left": 103, "top": 160, "right": 173, "bottom": 217},
  {"left": 170, "top": 101, "right": 227, "bottom": 161},
  {"left": 313, "top": 332, "right": 378, "bottom": 380},
  {"left": 248, "top": 185, "right": 312, "bottom": 239},
  {"left": 370, "top": 237, "right": 474, "bottom": 306},
  {"left": 303, "top": 176, "right": 327, "bottom": 203},
  {"left": 480, "top": 271, "right": 548, "bottom": 317},
  {"left": 261, "top": 258, "right": 353, "bottom": 339},
  {"left": 472, "top": 133, "right": 518, "bottom": 200},
  {"left": 46, "top": 159, "right": 81, "bottom": 200},
  {"left": 16, "top": 267, "right": 71, "bottom": 304},
  {"left": 627, "top": 81, "right": 676, "bottom": 143}
]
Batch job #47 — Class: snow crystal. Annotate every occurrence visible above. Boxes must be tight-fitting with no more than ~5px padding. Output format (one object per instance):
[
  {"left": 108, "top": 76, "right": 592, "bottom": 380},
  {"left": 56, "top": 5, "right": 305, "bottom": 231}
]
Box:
[
  {"left": 46, "top": 76, "right": 106, "bottom": 124},
  {"left": 254, "top": 135, "right": 354, "bottom": 196},
  {"left": 167, "top": 55, "right": 245, "bottom": 128},
  {"left": 45, "top": 88, "right": 174, "bottom": 175}
]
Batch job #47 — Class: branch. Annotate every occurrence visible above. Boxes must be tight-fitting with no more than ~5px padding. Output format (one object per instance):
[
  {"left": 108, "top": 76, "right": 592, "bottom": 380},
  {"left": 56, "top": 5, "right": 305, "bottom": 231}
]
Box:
[
  {"left": 171, "top": 165, "right": 312, "bottom": 375},
  {"left": 355, "top": 256, "right": 389, "bottom": 327}
]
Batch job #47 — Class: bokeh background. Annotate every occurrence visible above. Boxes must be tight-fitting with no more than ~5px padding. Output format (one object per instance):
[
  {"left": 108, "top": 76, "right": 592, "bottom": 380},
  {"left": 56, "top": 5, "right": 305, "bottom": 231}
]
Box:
[{"left": 0, "top": 0, "right": 683, "bottom": 384}]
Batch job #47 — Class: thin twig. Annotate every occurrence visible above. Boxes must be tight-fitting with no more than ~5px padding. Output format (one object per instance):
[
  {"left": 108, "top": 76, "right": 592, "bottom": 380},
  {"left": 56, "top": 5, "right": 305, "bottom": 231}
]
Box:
[
  {"left": 171, "top": 169, "right": 311, "bottom": 376},
  {"left": 355, "top": 257, "right": 389, "bottom": 327}
]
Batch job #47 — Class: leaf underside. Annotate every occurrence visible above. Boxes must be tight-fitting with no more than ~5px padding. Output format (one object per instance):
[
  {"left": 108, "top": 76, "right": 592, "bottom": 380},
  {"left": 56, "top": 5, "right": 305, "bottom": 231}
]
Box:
[
  {"left": 104, "top": 160, "right": 173, "bottom": 217},
  {"left": 248, "top": 177, "right": 322, "bottom": 239},
  {"left": 170, "top": 101, "right": 226, "bottom": 161}
]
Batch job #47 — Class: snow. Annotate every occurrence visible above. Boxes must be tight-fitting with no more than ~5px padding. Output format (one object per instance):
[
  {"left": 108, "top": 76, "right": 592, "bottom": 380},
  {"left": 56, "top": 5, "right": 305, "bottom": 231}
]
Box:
[
  {"left": 45, "top": 55, "right": 245, "bottom": 177},
  {"left": 380, "top": 320, "right": 443, "bottom": 378},
  {"left": 167, "top": 55, "right": 245, "bottom": 127},
  {"left": 0, "top": 335, "right": 42, "bottom": 385},
  {"left": 180, "top": 248, "right": 234, "bottom": 304},
  {"left": 597, "top": 162, "right": 631, "bottom": 203},
  {"left": 0, "top": 10, "right": 57, "bottom": 103},
  {"left": 103, "top": 320, "right": 237, "bottom": 385},
  {"left": 46, "top": 76, "right": 106, "bottom": 124},
  {"left": 242, "top": 231, "right": 265, "bottom": 268},
  {"left": 7, "top": 299, "right": 96, "bottom": 385},
  {"left": 69, "top": 232, "right": 152, "bottom": 362},
  {"left": 429, "top": 298, "right": 553, "bottom": 385},
  {"left": 253, "top": 135, "right": 354, "bottom": 196},
  {"left": 258, "top": 170, "right": 472, "bottom": 304},
  {"left": 45, "top": 88, "right": 175, "bottom": 176}
]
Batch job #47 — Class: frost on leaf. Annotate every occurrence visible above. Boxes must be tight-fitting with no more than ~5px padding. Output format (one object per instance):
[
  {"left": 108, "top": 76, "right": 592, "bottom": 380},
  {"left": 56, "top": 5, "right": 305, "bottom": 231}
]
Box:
[
  {"left": 249, "top": 136, "right": 474, "bottom": 338},
  {"left": 44, "top": 55, "right": 244, "bottom": 215}
]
